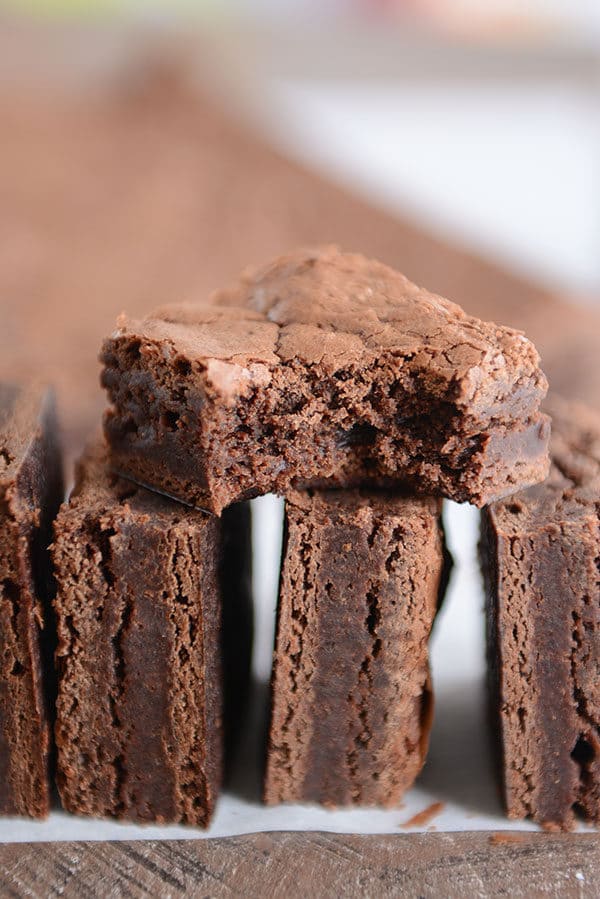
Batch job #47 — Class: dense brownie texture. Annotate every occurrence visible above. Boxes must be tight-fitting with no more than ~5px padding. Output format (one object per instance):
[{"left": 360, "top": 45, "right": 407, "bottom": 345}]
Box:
[
  {"left": 481, "top": 396, "right": 600, "bottom": 831},
  {"left": 264, "top": 488, "right": 450, "bottom": 807},
  {"left": 0, "top": 382, "right": 64, "bottom": 818},
  {"left": 52, "top": 443, "right": 251, "bottom": 826},
  {"left": 101, "top": 247, "right": 550, "bottom": 515}
]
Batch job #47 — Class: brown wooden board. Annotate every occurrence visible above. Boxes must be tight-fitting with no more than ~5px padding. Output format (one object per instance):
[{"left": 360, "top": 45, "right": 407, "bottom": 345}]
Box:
[{"left": 0, "top": 832, "right": 598, "bottom": 898}]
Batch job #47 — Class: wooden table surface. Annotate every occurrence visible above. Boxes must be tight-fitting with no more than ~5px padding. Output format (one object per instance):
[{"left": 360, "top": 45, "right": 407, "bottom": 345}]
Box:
[
  {"left": 0, "top": 24, "right": 599, "bottom": 899},
  {"left": 1, "top": 832, "right": 598, "bottom": 898}
]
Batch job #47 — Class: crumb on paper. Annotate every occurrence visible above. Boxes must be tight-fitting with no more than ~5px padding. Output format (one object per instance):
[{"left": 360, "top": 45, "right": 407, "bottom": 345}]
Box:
[
  {"left": 400, "top": 801, "right": 445, "bottom": 829},
  {"left": 488, "top": 832, "right": 528, "bottom": 846}
]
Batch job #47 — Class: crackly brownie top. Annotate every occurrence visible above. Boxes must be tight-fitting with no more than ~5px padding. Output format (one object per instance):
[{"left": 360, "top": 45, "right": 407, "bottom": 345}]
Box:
[
  {"left": 64, "top": 441, "right": 210, "bottom": 527},
  {"left": 108, "top": 247, "right": 547, "bottom": 412},
  {"left": 489, "top": 396, "right": 600, "bottom": 531},
  {"left": 0, "top": 381, "right": 50, "bottom": 487}
]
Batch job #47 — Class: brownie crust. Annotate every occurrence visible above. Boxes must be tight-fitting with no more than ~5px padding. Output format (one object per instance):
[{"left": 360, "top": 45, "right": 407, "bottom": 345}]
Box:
[
  {"left": 0, "top": 382, "right": 64, "bottom": 818},
  {"left": 481, "top": 396, "right": 600, "bottom": 830},
  {"left": 101, "top": 247, "right": 549, "bottom": 514},
  {"left": 264, "top": 488, "right": 450, "bottom": 807},
  {"left": 52, "top": 443, "right": 250, "bottom": 826}
]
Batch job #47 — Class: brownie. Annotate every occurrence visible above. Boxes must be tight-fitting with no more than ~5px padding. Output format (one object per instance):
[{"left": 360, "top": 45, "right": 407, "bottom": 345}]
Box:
[
  {"left": 481, "top": 396, "right": 600, "bottom": 831},
  {"left": 0, "top": 382, "right": 64, "bottom": 818},
  {"left": 52, "top": 442, "right": 251, "bottom": 826},
  {"left": 100, "top": 247, "right": 550, "bottom": 515},
  {"left": 264, "top": 488, "right": 450, "bottom": 807}
]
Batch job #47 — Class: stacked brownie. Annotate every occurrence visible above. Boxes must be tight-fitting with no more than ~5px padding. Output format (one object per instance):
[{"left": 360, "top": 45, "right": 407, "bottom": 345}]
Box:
[
  {"left": 264, "top": 489, "right": 450, "bottom": 806},
  {"left": 101, "top": 247, "right": 550, "bottom": 513},
  {"left": 3, "top": 246, "right": 561, "bottom": 825},
  {"left": 481, "top": 396, "right": 600, "bottom": 831},
  {"left": 0, "top": 383, "right": 63, "bottom": 818},
  {"left": 99, "top": 246, "right": 550, "bottom": 810},
  {"left": 52, "top": 444, "right": 251, "bottom": 825}
]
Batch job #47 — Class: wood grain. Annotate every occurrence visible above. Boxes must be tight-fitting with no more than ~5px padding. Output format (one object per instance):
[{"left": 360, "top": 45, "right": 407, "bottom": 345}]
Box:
[{"left": 0, "top": 832, "right": 598, "bottom": 898}]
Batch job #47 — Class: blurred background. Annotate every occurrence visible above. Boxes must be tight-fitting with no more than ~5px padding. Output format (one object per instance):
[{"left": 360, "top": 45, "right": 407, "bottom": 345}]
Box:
[
  {"left": 1, "top": 0, "right": 600, "bottom": 837},
  {"left": 1, "top": 0, "right": 599, "bottom": 455},
  {"left": 3, "top": 2, "right": 600, "bottom": 298},
  {"left": 3, "top": 1, "right": 600, "bottom": 283}
]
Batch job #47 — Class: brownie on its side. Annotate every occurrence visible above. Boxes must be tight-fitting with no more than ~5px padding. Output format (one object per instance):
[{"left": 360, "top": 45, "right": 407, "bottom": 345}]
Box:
[
  {"left": 52, "top": 443, "right": 251, "bottom": 826},
  {"left": 101, "top": 246, "right": 549, "bottom": 515},
  {"left": 264, "top": 488, "right": 450, "bottom": 807},
  {"left": 0, "top": 382, "right": 64, "bottom": 818},
  {"left": 481, "top": 397, "right": 600, "bottom": 831}
]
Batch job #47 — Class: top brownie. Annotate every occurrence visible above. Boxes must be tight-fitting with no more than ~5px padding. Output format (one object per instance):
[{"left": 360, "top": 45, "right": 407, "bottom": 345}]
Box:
[{"left": 101, "top": 247, "right": 550, "bottom": 514}]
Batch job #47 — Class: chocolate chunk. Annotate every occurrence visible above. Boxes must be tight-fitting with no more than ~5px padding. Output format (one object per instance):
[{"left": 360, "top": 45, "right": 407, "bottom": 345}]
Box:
[
  {"left": 481, "top": 396, "right": 600, "bottom": 831},
  {"left": 52, "top": 442, "right": 251, "bottom": 826},
  {"left": 0, "top": 382, "right": 64, "bottom": 818},
  {"left": 101, "top": 247, "right": 550, "bottom": 515},
  {"left": 264, "top": 488, "right": 451, "bottom": 807}
]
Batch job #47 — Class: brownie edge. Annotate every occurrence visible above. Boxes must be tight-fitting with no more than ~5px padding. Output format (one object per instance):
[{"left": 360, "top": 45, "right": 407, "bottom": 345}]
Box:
[
  {"left": 481, "top": 396, "right": 600, "bottom": 831},
  {"left": 264, "top": 488, "right": 449, "bottom": 807},
  {"left": 0, "top": 382, "right": 64, "bottom": 818},
  {"left": 53, "top": 443, "right": 251, "bottom": 826}
]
